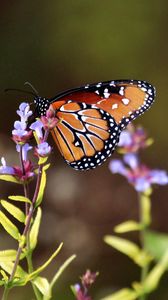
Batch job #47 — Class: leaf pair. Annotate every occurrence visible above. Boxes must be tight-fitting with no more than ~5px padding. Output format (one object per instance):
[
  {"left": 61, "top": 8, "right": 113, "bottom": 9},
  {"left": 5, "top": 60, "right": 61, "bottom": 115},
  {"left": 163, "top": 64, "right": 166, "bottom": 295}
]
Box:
[
  {"left": 33, "top": 254, "right": 76, "bottom": 300},
  {"left": 0, "top": 195, "right": 31, "bottom": 241}
]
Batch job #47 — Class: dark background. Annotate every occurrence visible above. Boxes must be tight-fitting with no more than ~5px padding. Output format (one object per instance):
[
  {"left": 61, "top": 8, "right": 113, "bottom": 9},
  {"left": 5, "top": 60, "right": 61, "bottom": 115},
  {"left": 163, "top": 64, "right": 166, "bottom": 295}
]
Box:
[{"left": 0, "top": 1, "right": 168, "bottom": 299}]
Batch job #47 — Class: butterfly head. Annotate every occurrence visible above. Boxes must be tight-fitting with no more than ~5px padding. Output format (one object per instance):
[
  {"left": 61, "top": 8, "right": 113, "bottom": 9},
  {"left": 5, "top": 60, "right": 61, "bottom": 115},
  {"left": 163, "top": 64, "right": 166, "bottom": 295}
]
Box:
[{"left": 34, "top": 96, "right": 50, "bottom": 117}]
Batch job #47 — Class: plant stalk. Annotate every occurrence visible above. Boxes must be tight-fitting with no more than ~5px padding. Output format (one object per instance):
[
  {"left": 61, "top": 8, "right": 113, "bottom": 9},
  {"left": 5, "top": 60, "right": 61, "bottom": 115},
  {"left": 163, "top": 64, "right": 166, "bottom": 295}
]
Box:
[
  {"left": 1, "top": 287, "right": 10, "bottom": 300},
  {"left": 138, "top": 192, "right": 151, "bottom": 300},
  {"left": 9, "top": 163, "right": 43, "bottom": 282}
]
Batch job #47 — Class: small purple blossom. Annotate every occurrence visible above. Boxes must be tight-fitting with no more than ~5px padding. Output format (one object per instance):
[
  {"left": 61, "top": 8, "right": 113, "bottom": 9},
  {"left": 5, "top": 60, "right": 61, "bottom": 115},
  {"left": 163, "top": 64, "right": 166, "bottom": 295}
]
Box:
[
  {"left": 74, "top": 285, "right": 91, "bottom": 300},
  {"left": 109, "top": 153, "right": 168, "bottom": 192},
  {"left": 0, "top": 157, "right": 34, "bottom": 182},
  {"left": 73, "top": 270, "right": 98, "bottom": 300},
  {"left": 118, "top": 124, "right": 152, "bottom": 153},
  {"left": 12, "top": 102, "right": 33, "bottom": 143},
  {"left": 118, "top": 130, "right": 132, "bottom": 147},
  {"left": 16, "top": 143, "right": 33, "bottom": 161},
  {"left": 81, "top": 270, "right": 98, "bottom": 287},
  {"left": 12, "top": 121, "right": 27, "bottom": 137},
  {"left": 36, "top": 142, "right": 51, "bottom": 157},
  {"left": 16, "top": 102, "right": 32, "bottom": 123},
  {"left": 0, "top": 157, "right": 15, "bottom": 175},
  {"left": 30, "top": 120, "right": 44, "bottom": 139}
]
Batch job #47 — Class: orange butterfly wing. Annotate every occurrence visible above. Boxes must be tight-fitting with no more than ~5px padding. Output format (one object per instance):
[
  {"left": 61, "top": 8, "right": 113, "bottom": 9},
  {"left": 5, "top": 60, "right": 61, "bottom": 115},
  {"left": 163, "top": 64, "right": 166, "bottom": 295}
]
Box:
[
  {"left": 51, "top": 102, "right": 120, "bottom": 170},
  {"left": 51, "top": 80, "right": 155, "bottom": 128}
]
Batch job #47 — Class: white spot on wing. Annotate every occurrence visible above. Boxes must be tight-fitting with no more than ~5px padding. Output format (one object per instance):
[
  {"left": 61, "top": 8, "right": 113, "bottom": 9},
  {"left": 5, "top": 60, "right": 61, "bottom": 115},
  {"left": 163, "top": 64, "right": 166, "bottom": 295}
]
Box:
[
  {"left": 122, "top": 98, "right": 130, "bottom": 105},
  {"left": 104, "top": 91, "right": 110, "bottom": 98},
  {"left": 110, "top": 81, "right": 115, "bottom": 86},
  {"left": 112, "top": 103, "right": 118, "bottom": 109},
  {"left": 119, "top": 87, "right": 124, "bottom": 96}
]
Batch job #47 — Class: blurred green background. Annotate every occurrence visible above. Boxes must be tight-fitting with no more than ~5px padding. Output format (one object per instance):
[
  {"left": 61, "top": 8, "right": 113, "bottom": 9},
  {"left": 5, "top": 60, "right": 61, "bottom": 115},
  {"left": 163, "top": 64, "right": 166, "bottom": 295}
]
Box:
[{"left": 0, "top": 1, "right": 168, "bottom": 299}]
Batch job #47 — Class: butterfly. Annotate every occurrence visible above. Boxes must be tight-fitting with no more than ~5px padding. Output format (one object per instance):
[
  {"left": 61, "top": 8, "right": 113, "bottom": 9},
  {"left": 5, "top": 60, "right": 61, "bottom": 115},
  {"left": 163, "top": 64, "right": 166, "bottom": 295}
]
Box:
[{"left": 34, "top": 80, "right": 156, "bottom": 171}]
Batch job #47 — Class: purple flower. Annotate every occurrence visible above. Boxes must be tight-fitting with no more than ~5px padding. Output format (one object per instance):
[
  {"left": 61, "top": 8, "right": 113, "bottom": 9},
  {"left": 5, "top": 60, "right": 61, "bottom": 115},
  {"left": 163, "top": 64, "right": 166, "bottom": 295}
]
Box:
[
  {"left": 73, "top": 270, "right": 98, "bottom": 300},
  {"left": 12, "top": 102, "right": 33, "bottom": 143},
  {"left": 118, "top": 130, "right": 132, "bottom": 147},
  {"left": 16, "top": 143, "right": 33, "bottom": 161},
  {"left": 74, "top": 285, "right": 91, "bottom": 300},
  {"left": 16, "top": 102, "right": 32, "bottom": 122},
  {"left": 109, "top": 153, "right": 168, "bottom": 192},
  {"left": 118, "top": 124, "right": 152, "bottom": 153},
  {"left": 12, "top": 121, "right": 27, "bottom": 137},
  {"left": 30, "top": 120, "right": 44, "bottom": 139},
  {"left": 12, "top": 121, "right": 32, "bottom": 143},
  {"left": 36, "top": 142, "right": 51, "bottom": 157},
  {"left": 81, "top": 270, "right": 98, "bottom": 287},
  {"left": 0, "top": 157, "right": 15, "bottom": 175}
]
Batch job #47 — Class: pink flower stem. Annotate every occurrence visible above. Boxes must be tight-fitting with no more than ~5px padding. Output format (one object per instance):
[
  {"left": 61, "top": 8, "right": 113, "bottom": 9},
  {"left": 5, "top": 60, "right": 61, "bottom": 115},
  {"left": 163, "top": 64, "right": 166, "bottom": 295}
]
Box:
[
  {"left": 19, "top": 145, "right": 29, "bottom": 215},
  {"left": 9, "top": 163, "right": 43, "bottom": 282}
]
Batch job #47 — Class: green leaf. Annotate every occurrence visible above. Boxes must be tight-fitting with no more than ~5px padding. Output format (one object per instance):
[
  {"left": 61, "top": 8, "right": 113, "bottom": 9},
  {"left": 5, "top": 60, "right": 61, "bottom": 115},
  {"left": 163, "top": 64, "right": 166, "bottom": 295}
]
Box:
[
  {"left": 38, "top": 157, "right": 48, "bottom": 165},
  {"left": 70, "top": 285, "right": 77, "bottom": 297},
  {"left": 143, "top": 250, "right": 168, "bottom": 293},
  {"left": 0, "top": 250, "right": 18, "bottom": 262},
  {"left": 30, "top": 207, "right": 42, "bottom": 250},
  {"left": 33, "top": 276, "right": 50, "bottom": 297},
  {"left": 0, "top": 249, "right": 25, "bottom": 262},
  {"left": 43, "top": 164, "right": 50, "bottom": 171},
  {"left": 28, "top": 243, "right": 63, "bottom": 280},
  {"left": 1, "top": 200, "right": 25, "bottom": 223},
  {"left": 104, "top": 235, "right": 152, "bottom": 267},
  {"left": 100, "top": 288, "right": 138, "bottom": 300},
  {"left": 114, "top": 221, "right": 143, "bottom": 233},
  {"left": 144, "top": 230, "right": 168, "bottom": 261},
  {"left": 0, "top": 211, "right": 20, "bottom": 240},
  {"left": 34, "top": 164, "right": 50, "bottom": 175},
  {"left": 0, "top": 269, "right": 8, "bottom": 283},
  {"left": 35, "top": 168, "right": 46, "bottom": 207},
  {"left": 49, "top": 255, "right": 76, "bottom": 292},
  {"left": 8, "top": 195, "right": 31, "bottom": 204},
  {"left": 11, "top": 278, "right": 27, "bottom": 287},
  {"left": 0, "top": 280, "right": 5, "bottom": 286},
  {"left": 0, "top": 261, "right": 27, "bottom": 279},
  {"left": 0, "top": 175, "right": 20, "bottom": 184}
]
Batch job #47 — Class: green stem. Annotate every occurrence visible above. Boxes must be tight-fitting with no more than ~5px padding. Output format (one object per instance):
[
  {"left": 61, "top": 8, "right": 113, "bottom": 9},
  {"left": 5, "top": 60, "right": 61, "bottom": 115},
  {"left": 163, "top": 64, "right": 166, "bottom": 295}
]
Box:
[
  {"left": 138, "top": 192, "right": 151, "bottom": 300},
  {"left": 139, "top": 227, "right": 149, "bottom": 300},
  {"left": 26, "top": 249, "right": 42, "bottom": 300},
  {"left": 1, "top": 287, "right": 10, "bottom": 300}
]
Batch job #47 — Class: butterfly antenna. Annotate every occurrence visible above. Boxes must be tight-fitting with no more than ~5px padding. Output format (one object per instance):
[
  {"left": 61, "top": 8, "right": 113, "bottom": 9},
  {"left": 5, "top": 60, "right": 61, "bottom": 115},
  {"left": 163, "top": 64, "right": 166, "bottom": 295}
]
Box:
[
  {"left": 4, "top": 88, "right": 37, "bottom": 97},
  {"left": 24, "top": 82, "right": 39, "bottom": 96}
]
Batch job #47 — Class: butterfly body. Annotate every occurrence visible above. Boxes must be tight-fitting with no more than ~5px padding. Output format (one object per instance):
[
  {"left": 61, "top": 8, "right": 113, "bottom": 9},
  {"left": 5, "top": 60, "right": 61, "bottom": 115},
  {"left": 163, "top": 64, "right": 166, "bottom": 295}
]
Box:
[{"left": 34, "top": 80, "right": 156, "bottom": 170}]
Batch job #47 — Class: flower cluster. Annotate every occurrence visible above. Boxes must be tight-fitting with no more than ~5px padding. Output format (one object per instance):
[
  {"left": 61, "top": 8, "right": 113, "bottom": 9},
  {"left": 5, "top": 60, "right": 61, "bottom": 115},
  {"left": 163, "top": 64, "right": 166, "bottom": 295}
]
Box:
[
  {"left": 12, "top": 102, "right": 33, "bottom": 143},
  {"left": 30, "top": 120, "right": 52, "bottom": 157},
  {"left": 73, "top": 270, "right": 98, "bottom": 300},
  {"left": 109, "top": 125, "right": 168, "bottom": 192},
  {"left": 0, "top": 102, "right": 57, "bottom": 182},
  {"left": 118, "top": 124, "right": 153, "bottom": 153}
]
